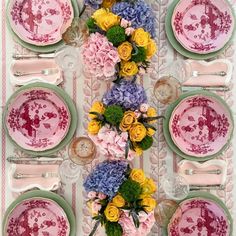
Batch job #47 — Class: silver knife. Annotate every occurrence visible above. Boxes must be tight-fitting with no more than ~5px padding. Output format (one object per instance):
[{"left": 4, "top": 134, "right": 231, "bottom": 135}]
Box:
[
  {"left": 190, "top": 184, "right": 225, "bottom": 190},
  {"left": 7, "top": 156, "right": 64, "bottom": 165},
  {"left": 182, "top": 86, "right": 229, "bottom": 92},
  {"left": 13, "top": 53, "right": 55, "bottom": 60}
]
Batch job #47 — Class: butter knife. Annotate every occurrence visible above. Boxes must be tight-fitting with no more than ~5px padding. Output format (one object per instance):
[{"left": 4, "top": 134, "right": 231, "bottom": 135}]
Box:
[
  {"left": 13, "top": 53, "right": 55, "bottom": 60},
  {"left": 7, "top": 156, "right": 64, "bottom": 165},
  {"left": 182, "top": 86, "right": 229, "bottom": 92}
]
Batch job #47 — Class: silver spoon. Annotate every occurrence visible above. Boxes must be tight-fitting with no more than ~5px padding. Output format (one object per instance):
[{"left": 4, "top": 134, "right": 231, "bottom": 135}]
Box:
[
  {"left": 185, "top": 169, "right": 222, "bottom": 175},
  {"left": 13, "top": 172, "right": 58, "bottom": 179},
  {"left": 14, "top": 68, "right": 59, "bottom": 77},
  {"left": 192, "top": 71, "right": 227, "bottom": 77}
]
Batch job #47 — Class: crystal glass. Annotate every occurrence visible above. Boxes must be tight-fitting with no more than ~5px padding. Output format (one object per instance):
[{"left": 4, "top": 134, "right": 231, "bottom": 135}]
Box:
[
  {"left": 59, "top": 137, "right": 96, "bottom": 184},
  {"left": 161, "top": 173, "right": 189, "bottom": 200},
  {"left": 55, "top": 45, "right": 81, "bottom": 72},
  {"left": 154, "top": 60, "right": 193, "bottom": 104},
  {"left": 154, "top": 199, "right": 178, "bottom": 227}
]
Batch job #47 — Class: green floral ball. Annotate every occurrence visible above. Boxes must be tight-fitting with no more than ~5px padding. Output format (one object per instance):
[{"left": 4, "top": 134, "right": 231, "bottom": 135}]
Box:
[
  {"left": 119, "top": 179, "right": 142, "bottom": 202},
  {"left": 105, "top": 222, "right": 122, "bottom": 236},
  {"left": 137, "top": 136, "right": 153, "bottom": 150},
  {"left": 131, "top": 47, "right": 147, "bottom": 63},
  {"left": 104, "top": 105, "right": 124, "bottom": 125},
  {"left": 106, "top": 26, "right": 126, "bottom": 47}
]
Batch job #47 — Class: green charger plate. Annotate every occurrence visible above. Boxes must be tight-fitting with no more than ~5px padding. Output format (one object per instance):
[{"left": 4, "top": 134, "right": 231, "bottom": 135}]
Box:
[
  {"left": 163, "top": 90, "right": 234, "bottom": 161},
  {"left": 162, "top": 191, "right": 233, "bottom": 236},
  {"left": 3, "top": 82, "right": 78, "bottom": 156},
  {"left": 6, "top": 0, "right": 80, "bottom": 53},
  {"left": 2, "top": 190, "right": 76, "bottom": 236},
  {"left": 165, "top": 0, "right": 236, "bottom": 60}
]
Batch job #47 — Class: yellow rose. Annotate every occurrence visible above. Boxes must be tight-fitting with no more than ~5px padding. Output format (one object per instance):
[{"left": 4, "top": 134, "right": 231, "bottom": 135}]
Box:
[
  {"left": 93, "top": 9, "right": 120, "bottom": 31},
  {"left": 130, "top": 169, "right": 146, "bottom": 184},
  {"left": 141, "top": 178, "right": 157, "bottom": 196},
  {"left": 141, "top": 197, "right": 157, "bottom": 212},
  {"left": 146, "top": 39, "right": 157, "bottom": 59},
  {"left": 147, "top": 107, "right": 157, "bottom": 124},
  {"left": 120, "top": 61, "right": 139, "bottom": 77},
  {"left": 87, "top": 120, "right": 101, "bottom": 135},
  {"left": 118, "top": 42, "right": 133, "bottom": 61},
  {"left": 119, "top": 111, "right": 137, "bottom": 131},
  {"left": 92, "top": 8, "right": 107, "bottom": 21},
  {"left": 112, "top": 194, "right": 125, "bottom": 207},
  {"left": 104, "top": 203, "right": 120, "bottom": 222},
  {"left": 102, "top": 0, "right": 116, "bottom": 8},
  {"left": 87, "top": 201, "right": 98, "bottom": 217},
  {"left": 134, "top": 144, "right": 143, "bottom": 156},
  {"left": 147, "top": 128, "right": 155, "bottom": 136},
  {"left": 129, "top": 123, "right": 146, "bottom": 142},
  {"left": 132, "top": 28, "right": 150, "bottom": 47},
  {"left": 89, "top": 101, "right": 105, "bottom": 119}
]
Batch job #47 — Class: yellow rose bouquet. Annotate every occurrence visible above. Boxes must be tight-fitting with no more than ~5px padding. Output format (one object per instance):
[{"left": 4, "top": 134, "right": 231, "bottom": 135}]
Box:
[
  {"left": 83, "top": 160, "right": 157, "bottom": 236},
  {"left": 87, "top": 85, "right": 163, "bottom": 159},
  {"left": 82, "top": 7, "right": 157, "bottom": 82}
]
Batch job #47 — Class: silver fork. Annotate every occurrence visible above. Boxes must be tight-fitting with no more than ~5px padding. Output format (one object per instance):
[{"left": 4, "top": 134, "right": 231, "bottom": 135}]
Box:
[
  {"left": 13, "top": 68, "right": 59, "bottom": 77},
  {"left": 185, "top": 169, "right": 222, "bottom": 175},
  {"left": 13, "top": 172, "right": 58, "bottom": 179}
]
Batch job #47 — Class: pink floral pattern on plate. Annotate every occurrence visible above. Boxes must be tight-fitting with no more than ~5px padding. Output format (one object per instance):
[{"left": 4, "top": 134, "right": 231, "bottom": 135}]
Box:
[
  {"left": 6, "top": 88, "right": 71, "bottom": 151},
  {"left": 168, "top": 198, "right": 230, "bottom": 236},
  {"left": 169, "top": 95, "right": 233, "bottom": 157},
  {"left": 8, "top": 0, "right": 74, "bottom": 46},
  {"left": 171, "top": 0, "right": 234, "bottom": 54},
  {"left": 4, "top": 197, "right": 70, "bottom": 236}
]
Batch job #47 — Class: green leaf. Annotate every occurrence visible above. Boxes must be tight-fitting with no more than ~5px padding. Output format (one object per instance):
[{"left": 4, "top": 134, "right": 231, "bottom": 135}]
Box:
[
  {"left": 105, "top": 222, "right": 123, "bottom": 236},
  {"left": 130, "top": 210, "right": 140, "bottom": 228},
  {"left": 125, "top": 141, "right": 129, "bottom": 159},
  {"left": 143, "top": 122, "right": 157, "bottom": 130}
]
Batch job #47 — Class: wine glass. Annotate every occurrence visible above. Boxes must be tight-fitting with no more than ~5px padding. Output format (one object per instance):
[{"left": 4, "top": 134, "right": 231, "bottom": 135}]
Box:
[
  {"left": 154, "top": 60, "right": 193, "bottom": 105},
  {"left": 59, "top": 137, "right": 96, "bottom": 184},
  {"left": 161, "top": 173, "right": 189, "bottom": 200}
]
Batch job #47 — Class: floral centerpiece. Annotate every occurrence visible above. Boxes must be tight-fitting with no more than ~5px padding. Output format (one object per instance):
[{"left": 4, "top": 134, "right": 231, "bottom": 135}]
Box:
[
  {"left": 82, "top": 5, "right": 157, "bottom": 81},
  {"left": 87, "top": 80, "right": 161, "bottom": 160},
  {"left": 83, "top": 160, "right": 157, "bottom": 236}
]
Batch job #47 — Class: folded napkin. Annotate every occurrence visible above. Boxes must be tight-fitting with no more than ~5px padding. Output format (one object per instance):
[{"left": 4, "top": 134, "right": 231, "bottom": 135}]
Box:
[
  {"left": 10, "top": 59, "right": 63, "bottom": 86},
  {"left": 183, "top": 59, "right": 233, "bottom": 87},
  {"left": 9, "top": 164, "right": 60, "bottom": 193},
  {"left": 177, "top": 160, "right": 227, "bottom": 186}
]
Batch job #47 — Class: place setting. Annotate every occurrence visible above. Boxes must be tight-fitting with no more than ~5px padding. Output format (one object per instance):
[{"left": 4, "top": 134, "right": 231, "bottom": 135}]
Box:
[{"left": 1, "top": 0, "right": 236, "bottom": 235}]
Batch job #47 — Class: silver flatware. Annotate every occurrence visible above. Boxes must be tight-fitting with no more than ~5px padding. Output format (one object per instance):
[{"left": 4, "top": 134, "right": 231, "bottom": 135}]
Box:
[
  {"left": 7, "top": 156, "right": 63, "bottom": 165},
  {"left": 192, "top": 70, "right": 227, "bottom": 77},
  {"left": 182, "top": 86, "right": 229, "bottom": 92},
  {"left": 14, "top": 68, "right": 59, "bottom": 77},
  {"left": 185, "top": 169, "right": 221, "bottom": 175},
  {"left": 190, "top": 184, "right": 225, "bottom": 190},
  {"left": 14, "top": 172, "right": 59, "bottom": 179},
  {"left": 13, "top": 53, "right": 55, "bottom": 59}
]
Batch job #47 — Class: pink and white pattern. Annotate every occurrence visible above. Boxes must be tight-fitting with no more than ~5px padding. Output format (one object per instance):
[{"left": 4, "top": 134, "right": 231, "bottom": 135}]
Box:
[
  {"left": 172, "top": 0, "right": 235, "bottom": 54},
  {"left": 8, "top": 0, "right": 73, "bottom": 45}
]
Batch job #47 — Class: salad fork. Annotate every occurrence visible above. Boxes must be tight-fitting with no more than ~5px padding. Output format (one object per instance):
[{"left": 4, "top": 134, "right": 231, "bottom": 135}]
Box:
[
  {"left": 14, "top": 68, "right": 59, "bottom": 77},
  {"left": 13, "top": 172, "right": 58, "bottom": 179}
]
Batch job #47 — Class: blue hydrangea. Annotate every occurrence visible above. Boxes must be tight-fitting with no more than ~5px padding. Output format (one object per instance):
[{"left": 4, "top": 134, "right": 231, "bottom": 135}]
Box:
[
  {"left": 83, "top": 160, "right": 128, "bottom": 199},
  {"left": 84, "top": 0, "right": 103, "bottom": 9},
  {"left": 102, "top": 80, "right": 147, "bottom": 110},
  {"left": 112, "top": 0, "right": 156, "bottom": 37}
]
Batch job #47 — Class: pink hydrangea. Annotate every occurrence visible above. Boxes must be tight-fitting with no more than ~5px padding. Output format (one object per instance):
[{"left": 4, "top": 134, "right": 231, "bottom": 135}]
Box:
[
  {"left": 89, "top": 125, "right": 137, "bottom": 161},
  {"left": 118, "top": 210, "right": 155, "bottom": 236},
  {"left": 82, "top": 33, "right": 120, "bottom": 80}
]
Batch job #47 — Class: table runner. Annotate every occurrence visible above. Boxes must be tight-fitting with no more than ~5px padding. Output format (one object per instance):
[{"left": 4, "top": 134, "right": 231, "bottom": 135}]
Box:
[{"left": 0, "top": 0, "right": 236, "bottom": 235}]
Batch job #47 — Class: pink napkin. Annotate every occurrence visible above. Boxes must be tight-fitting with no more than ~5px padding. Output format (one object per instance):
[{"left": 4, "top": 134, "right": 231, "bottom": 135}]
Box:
[
  {"left": 9, "top": 164, "right": 60, "bottom": 192},
  {"left": 10, "top": 59, "right": 63, "bottom": 86},
  {"left": 183, "top": 59, "right": 233, "bottom": 87},
  {"left": 177, "top": 160, "right": 227, "bottom": 186}
]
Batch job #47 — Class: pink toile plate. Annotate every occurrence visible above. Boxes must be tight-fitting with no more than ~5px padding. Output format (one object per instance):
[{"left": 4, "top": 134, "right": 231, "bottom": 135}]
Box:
[
  {"left": 169, "top": 94, "right": 233, "bottom": 158},
  {"left": 168, "top": 198, "right": 230, "bottom": 236},
  {"left": 6, "top": 87, "right": 71, "bottom": 151},
  {"left": 171, "top": 0, "right": 235, "bottom": 54},
  {"left": 4, "top": 197, "right": 70, "bottom": 236},
  {"left": 8, "top": 0, "right": 74, "bottom": 46}
]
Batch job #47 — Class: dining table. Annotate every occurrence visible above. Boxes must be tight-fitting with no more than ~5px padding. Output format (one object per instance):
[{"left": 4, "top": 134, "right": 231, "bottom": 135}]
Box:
[{"left": 0, "top": 0, "right": 236, "bottom": 235}]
